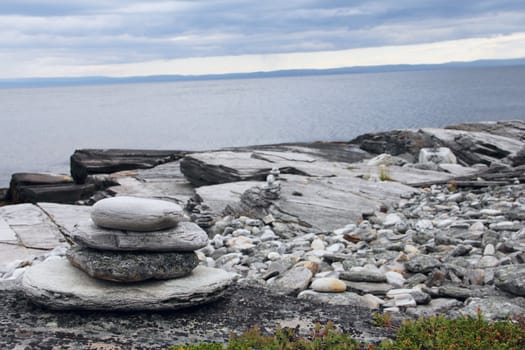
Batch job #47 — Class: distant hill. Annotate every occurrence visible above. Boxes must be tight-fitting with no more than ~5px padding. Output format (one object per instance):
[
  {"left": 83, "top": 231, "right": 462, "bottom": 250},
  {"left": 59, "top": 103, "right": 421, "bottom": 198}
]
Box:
[{"left": 2, "top": 57, "right": 525, "bottom": 88}]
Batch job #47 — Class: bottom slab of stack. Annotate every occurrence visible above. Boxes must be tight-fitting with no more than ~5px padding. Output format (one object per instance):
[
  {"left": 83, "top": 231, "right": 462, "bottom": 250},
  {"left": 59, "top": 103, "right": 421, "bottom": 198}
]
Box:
[{"left": 22, "top": 258, "right": 235, "bottom": 311}]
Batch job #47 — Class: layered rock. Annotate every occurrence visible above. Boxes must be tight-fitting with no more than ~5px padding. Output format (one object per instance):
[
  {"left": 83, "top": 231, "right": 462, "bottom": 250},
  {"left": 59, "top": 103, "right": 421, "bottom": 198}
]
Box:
[
  {"left": 7, "top": 172, "right": 97, "bottom": 204},
  {"left": 349, "top": 120, "right": 525, "bottom": 166},
  {"left": 67, "top": 247, "right": 199, "bottom": 282},
  {"left": 71, "top": 149, "right": 186, "bottom": 184},
  {"left": 70, "top": 220, "right": 208, "bottom": 251}
]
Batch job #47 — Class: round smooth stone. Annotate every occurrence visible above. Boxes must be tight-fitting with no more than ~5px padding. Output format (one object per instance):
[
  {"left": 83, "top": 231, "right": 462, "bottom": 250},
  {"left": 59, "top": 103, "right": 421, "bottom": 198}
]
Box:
[
  {"left": 70, "top": 219, "right": 208, "bottom": 251},
  {"left": 310, "top": 278, "right": 347, "bottom": 293},
  {"left": 91, "top": 196, "right": 185, "bottom": 232},
  {"left": 22, "top": 258, "right": 235, "bottom": 311},
  {"left": 66, "top": 247, "right": 199, "bottom": 282}
]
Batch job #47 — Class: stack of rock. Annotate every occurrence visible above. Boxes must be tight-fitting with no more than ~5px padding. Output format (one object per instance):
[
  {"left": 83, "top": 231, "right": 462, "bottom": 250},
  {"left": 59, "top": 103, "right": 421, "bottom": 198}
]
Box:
[
  {"left": 22, "top": 196, "right": 234, "bottom": 311},
  {"left": 262, "top": 167, "right": 281, "bottom": 200}
]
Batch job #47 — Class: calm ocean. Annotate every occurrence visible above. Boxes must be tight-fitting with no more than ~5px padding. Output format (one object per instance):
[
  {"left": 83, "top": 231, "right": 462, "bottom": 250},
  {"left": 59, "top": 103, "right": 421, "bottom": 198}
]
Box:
[{"left": 1, "top": 66, "right": 524, "bottom": 187}]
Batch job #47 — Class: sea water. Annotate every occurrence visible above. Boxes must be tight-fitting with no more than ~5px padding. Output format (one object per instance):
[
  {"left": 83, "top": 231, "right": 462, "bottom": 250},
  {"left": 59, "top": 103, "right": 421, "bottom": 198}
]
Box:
[{"left": 1, "top": 65, "right": 524, "bottom": 187}]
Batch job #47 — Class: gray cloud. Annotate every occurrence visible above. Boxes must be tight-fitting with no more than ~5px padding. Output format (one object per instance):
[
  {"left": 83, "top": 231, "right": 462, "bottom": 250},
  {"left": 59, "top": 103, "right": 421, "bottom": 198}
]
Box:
[{"left": 1, "top": 0, "right": 524, "bottom": 75}]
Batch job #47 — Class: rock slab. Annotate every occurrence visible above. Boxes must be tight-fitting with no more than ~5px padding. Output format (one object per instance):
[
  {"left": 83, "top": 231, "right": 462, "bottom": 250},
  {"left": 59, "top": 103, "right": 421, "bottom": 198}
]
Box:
[
  {"left": 22, "top": 258, "right": 235, "bottom": 311},
  {"left": 91, "top": 196, "right": 184, "bottom": 232},
  {"left": 70, "top": 149, "right": 186, "bottom": 184},
  {"left": 67, "top": 247, "right": 199, "bottom": 282},
  {"left": 71, "top": 220, "right": 208, "bottom": 251}
]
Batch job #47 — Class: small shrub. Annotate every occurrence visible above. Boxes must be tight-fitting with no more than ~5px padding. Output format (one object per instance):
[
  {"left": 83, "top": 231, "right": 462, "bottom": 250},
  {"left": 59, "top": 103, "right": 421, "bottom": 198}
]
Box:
[
  {"left": 373, "top": 312, "right": 393, "bottom": 328},
  {"left": 228, "top": 322, "right": 360, "bottom": 350},
  {"left": 379, "top": 310, "right": 525, "bottom": 350},
  {"left": 171, "top": 323, "right": 360, "bottom": 350},
  {"left": 171, "top": 344, "right": 223, "bottom": 350},
  {"left": 378, "top": 165, "right": 392, "bottom": 181}
]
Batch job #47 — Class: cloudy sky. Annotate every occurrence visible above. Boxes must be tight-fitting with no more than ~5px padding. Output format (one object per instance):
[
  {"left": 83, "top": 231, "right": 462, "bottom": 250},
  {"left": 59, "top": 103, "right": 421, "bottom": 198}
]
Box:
[{"left": 2, "top": 0, "right": 525, "bottom": 78}]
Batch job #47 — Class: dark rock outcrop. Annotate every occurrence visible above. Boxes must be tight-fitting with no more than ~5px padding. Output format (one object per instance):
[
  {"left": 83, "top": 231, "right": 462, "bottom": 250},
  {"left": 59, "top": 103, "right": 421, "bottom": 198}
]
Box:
[
  {"left": 349, "top": 129, "right": 436, "bottom": 161},
  {"left": 7, "top": 173, "right": 97, "bottom": 204},
  {"left": 71, "top": 149, "right": 186, "bottom": 184},
  {"left": 349, "top": 121, "right": 525, "bottom": 166}
]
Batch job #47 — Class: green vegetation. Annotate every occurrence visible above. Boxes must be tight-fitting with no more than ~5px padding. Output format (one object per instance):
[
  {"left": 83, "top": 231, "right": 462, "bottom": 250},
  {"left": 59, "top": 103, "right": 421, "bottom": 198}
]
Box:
[
  {"left": 379, "top": 312, "right": 525, "bottom": 350},
  {"left": 372, "top": 312, "right": 393, "bottom": 328},
  {"left": 170, "top": 311, "right": 525, "bottom": 350},
  {"left": 170, "top": 323, "right": 360, "bottom": 350}
]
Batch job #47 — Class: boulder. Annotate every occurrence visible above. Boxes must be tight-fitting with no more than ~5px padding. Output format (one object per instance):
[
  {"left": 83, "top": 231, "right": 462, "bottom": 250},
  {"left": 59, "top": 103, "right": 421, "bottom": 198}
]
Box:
[
  {"left": 71, "top": 149, "right": 186, "bottom": 184},
  {"left": 22, "top": 258, "right": 234, "bottom": 311},
  {"left": 271, "top": 266, "right": 313, "bottom": 296},
  {"left": 494, "top": 264, "right": 525, "bottom": 296},
  {"left": 91, "top": 196, "right": 184, "bottom": 232},
  {"left": 67, "top": 247, "right": 199, "bottom": 282},
  {"left": 70, "top": 220, "right": 208, "bottom": 251},
  {"left": 418, "top": 147, "right": 457, "bottom": 164}
]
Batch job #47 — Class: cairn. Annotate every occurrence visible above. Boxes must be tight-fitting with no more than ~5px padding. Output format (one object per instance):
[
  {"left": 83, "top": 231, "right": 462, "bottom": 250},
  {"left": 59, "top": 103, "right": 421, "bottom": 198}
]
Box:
[{"left": 22, "top": 196, "right": 234, "bottom": 311}]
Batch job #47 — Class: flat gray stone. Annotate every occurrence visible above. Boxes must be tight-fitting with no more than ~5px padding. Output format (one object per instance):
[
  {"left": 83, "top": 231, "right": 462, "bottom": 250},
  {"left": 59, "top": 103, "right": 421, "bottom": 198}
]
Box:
[
  {"left": 405, "top": 255, "right": 442, "bottom": 273},
  {"left": 22, "top": 258, "right": 235, "bottom": 311},
  {"left": 438, "top": 285, "right": 477, "bottom": 300},
  {"left": 340, "top": 269, "right": 387, "bottom": 283},
  {"left": 0, "top": 204, "right": 66, "bottom": 249},
  {"left": 71, "top": 220, "right": 208, "bottom": 251},
  {"left": 344, "top": 281, "right": 392, "bottom": 295},
  {"left": 67, "top": 247, "right": 199, "bottom": 282},
  {"left": 91, "top": 196, "right": 184, "bottom": 232}
]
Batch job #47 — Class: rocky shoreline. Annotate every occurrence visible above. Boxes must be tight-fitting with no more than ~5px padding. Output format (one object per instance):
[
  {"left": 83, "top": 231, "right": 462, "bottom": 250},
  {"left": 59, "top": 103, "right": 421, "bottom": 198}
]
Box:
[{"left": 0, "top": 120, "right": 524, "bottom": 349}]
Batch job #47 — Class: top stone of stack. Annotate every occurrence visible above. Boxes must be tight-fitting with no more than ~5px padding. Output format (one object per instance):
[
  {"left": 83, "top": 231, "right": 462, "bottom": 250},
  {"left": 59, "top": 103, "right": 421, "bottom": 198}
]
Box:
[{"left": 91, "top": 196, "right": 185, "bottom": 232}]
